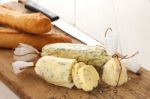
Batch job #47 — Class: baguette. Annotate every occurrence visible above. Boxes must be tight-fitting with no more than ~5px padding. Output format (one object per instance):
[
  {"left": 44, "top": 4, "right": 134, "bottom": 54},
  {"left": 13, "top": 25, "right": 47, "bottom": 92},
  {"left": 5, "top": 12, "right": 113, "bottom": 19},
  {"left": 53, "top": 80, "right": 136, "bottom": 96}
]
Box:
[
  {"left": 0, "top": 7, "right": 51, "bottom": 34},
  {"left": 0, "top": 27, "right": 72, "bottom": 50}
]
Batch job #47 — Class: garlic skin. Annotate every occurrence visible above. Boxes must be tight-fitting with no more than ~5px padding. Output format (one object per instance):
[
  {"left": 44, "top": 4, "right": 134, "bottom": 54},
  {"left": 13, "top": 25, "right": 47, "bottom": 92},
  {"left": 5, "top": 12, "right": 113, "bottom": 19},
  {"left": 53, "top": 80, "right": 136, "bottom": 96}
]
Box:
[
  {"left": 12, "top": 61, "right": 34, "bottom": 74},
  {"left": 102, "top": 58, "right": 128, "bottom": 86},
  {"left": 13, "top": 43, "right": 40, "bottom": 62}
]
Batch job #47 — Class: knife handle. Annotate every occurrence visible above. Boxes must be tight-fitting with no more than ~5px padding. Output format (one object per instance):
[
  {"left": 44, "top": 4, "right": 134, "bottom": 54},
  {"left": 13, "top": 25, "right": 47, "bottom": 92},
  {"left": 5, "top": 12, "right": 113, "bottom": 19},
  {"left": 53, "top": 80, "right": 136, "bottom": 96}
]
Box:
[{"left": 24, "top": 0, "right": 59, "bottom": 22}]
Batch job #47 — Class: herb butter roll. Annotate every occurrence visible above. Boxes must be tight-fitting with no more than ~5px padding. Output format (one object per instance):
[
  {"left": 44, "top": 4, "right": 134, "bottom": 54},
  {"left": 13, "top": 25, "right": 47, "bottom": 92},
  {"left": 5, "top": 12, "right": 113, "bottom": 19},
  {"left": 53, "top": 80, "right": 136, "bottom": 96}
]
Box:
[
  {"left": 35, "top": 56, "right": 100, "bottom": 91},
  {"left": 35, "top": 56, "right": 77, "bottom": 88},
  {"left": 41, "top": 43, "right": 111, "bottom": 67},
  {"left": 72, "top": 62, "right": 100, "bottom": 91}
]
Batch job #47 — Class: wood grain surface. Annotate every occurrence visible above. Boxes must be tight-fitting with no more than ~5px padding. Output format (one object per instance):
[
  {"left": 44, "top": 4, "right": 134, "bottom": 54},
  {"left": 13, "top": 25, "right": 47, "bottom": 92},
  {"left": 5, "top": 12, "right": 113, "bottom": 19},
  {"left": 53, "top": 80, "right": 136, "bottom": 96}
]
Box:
[{"left": 0, "top": 1, "right": 150, "bottom": 99}]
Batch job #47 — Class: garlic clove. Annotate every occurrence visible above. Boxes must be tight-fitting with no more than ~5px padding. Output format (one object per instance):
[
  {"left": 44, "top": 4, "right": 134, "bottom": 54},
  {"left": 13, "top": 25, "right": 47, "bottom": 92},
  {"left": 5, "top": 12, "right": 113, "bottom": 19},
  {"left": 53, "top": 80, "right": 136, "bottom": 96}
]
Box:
[
  {"left": 14, "top": 47, "right": 36, "bottom": 55},
  {"left": 14, "top": 54, "right": 39, "bottom": 62},
  {"left": 13, "top": 43, "right": 40, "bottom": 62},
  {"left": 19, "top": 43, "right": 39, "bottom": 54},
  {"left": 12, "top": 61, "right": 34, "bottom": 74}
]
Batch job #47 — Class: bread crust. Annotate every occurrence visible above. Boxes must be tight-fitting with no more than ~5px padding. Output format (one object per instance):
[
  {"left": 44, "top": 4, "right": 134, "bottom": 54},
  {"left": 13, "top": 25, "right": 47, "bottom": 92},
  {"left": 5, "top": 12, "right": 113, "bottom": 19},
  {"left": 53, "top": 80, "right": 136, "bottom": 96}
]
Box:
[
  {"left": 0, "top": 7, "right": 51, "bottom": 34},
  {"left": 0, "top": 27, "right": 72, "bottom": 50}
]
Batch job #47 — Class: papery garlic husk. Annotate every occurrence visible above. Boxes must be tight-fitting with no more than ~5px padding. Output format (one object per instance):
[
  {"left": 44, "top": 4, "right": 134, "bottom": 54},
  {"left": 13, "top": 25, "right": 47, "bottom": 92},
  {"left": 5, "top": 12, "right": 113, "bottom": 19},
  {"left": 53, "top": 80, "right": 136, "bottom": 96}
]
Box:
[
  {"left": 102, "top": 58, "right": 128, "bottom": 86},
  {"left": 13, "top": 43, "right": 40, "bottom": 62}
]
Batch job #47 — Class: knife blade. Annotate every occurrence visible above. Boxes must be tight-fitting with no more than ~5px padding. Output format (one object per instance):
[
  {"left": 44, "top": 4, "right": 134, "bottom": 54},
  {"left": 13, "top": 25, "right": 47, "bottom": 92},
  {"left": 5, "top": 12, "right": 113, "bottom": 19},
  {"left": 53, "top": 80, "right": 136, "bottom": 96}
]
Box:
[{"left": 18, "top": 0, "right": 103, "bottom": 46}]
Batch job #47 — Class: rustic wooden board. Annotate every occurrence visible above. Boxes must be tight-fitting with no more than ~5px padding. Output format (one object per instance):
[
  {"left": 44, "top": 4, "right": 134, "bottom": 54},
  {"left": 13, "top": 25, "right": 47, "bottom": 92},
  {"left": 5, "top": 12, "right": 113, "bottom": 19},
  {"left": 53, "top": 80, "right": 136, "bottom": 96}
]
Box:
[{"left": 0, "top": 1, "right": 150, "bottom": 99}]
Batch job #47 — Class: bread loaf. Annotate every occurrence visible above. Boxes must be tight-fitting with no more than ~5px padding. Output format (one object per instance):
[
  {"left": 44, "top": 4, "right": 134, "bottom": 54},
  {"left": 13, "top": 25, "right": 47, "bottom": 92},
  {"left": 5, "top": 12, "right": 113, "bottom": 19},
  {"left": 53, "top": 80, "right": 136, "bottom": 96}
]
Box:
[
  {"left": 0, "top": 27, "right": 72, "bottom": 50},
  {"left": 0, "top": 7, "right": 51, "bottom": 34}
]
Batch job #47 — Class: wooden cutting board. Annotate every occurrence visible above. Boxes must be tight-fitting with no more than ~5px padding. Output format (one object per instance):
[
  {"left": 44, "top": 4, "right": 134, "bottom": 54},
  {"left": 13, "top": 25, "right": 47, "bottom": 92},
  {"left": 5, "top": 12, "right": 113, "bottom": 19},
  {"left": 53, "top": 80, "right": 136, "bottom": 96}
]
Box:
[{"left": 0, "top": 1, "right": 150, "bottom": 99}]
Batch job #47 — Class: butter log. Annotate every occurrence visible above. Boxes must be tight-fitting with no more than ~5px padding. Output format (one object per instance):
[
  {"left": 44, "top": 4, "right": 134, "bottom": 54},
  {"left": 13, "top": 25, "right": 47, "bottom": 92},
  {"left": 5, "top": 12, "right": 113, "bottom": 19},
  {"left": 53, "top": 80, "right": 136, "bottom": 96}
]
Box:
[
  {"left": 35, "top": 56, "right": 77, "bottom": 88},
  {"left": 42, "top": 43, "right": 111, "bottom": 67}
]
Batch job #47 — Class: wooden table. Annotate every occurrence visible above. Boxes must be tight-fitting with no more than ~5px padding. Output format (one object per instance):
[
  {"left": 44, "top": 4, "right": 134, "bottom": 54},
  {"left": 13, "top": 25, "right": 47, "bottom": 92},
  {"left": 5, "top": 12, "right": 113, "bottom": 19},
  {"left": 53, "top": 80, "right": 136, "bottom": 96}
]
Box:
[{"left": 0, "top": 1, "right": 150, "bottom": 99}]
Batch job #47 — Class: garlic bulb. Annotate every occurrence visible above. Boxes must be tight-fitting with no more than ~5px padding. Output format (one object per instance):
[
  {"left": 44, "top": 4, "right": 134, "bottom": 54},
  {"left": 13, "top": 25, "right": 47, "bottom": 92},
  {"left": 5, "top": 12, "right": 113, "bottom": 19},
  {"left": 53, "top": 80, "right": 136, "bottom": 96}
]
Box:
[
  {"left": 13, "top": 43, "right": 40, "bottom": 62},
  {"left": 102, "top": 57, "right": 128, "bottom": 86}
]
